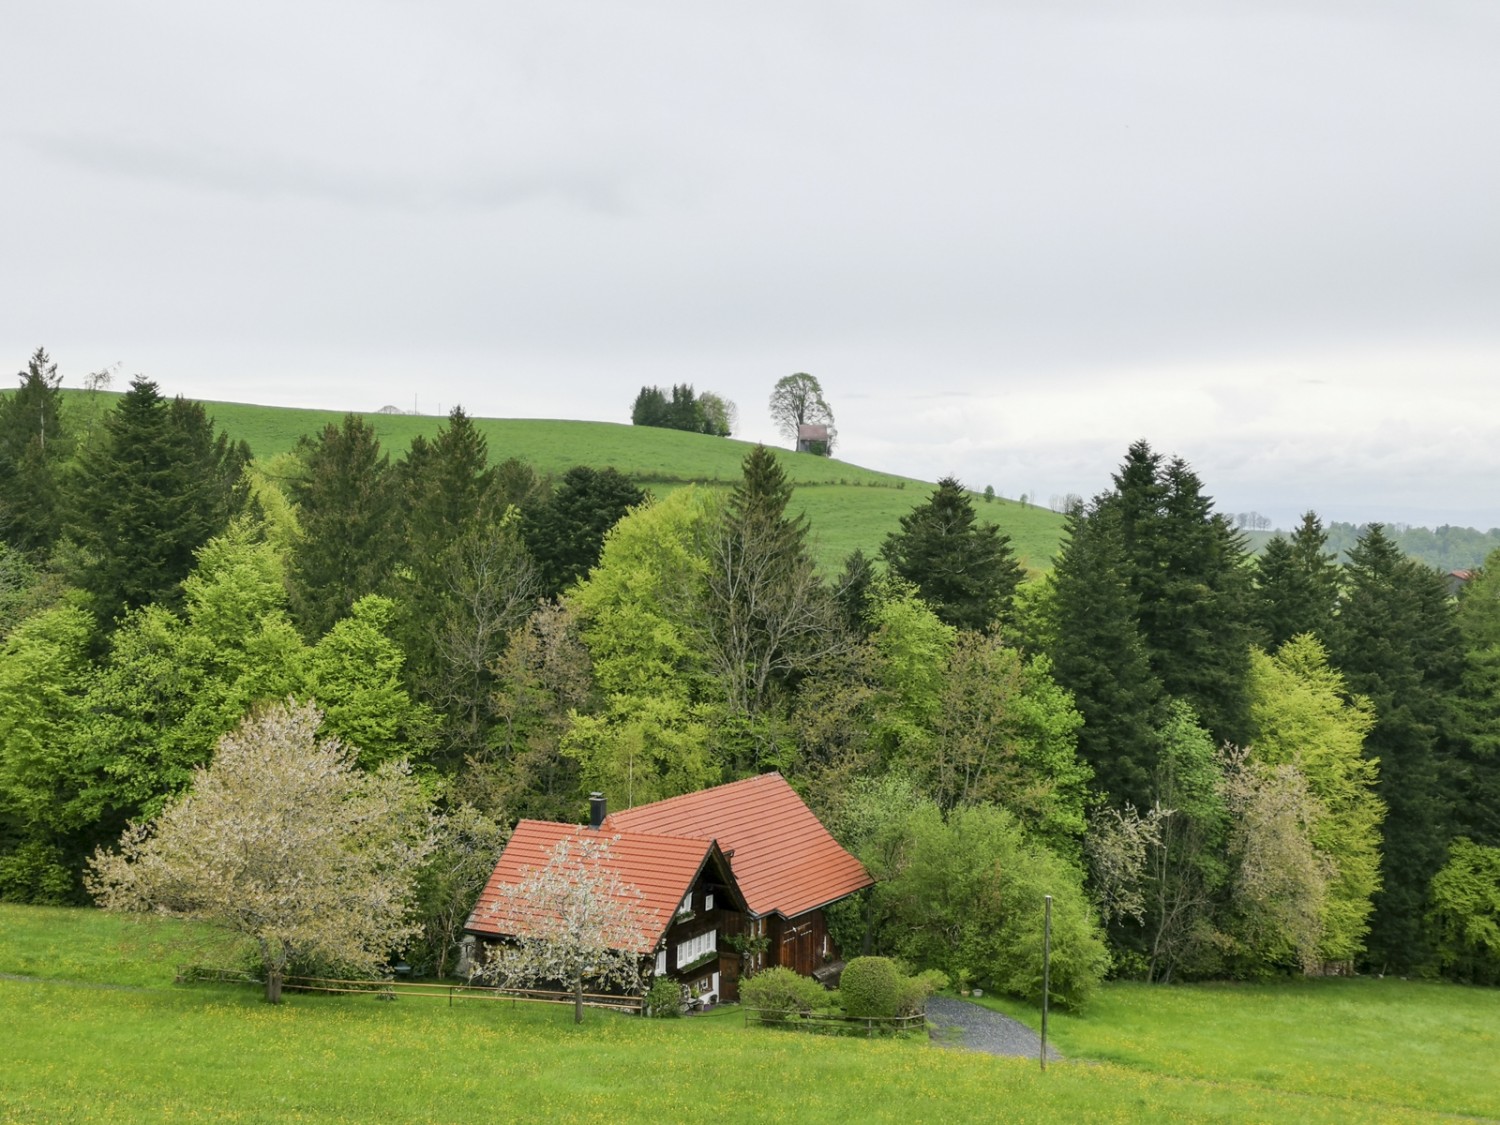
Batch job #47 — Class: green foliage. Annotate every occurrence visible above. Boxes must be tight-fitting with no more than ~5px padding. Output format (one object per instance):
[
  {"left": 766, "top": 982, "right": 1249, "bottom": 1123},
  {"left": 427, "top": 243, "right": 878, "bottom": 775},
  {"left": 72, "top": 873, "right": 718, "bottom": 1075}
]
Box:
[
  {"left": 1043, "top": 499, "right": 1165, "bottom": 810},
  {"left": 1248, "top": 637, "right": 1383, "bottom": 965},
  {"left": 1331, "top": 524, "right": 1463, "bottom": 971},
  {"left": 834, "top": 780, "right": 1108, "bottom": 1010},
  {"left": 307, "top": 595, "right": 432, "bottom": 768},
  {"left": 739, "top": 966, "right": 826, "bottom": 1020},
  {"left": 1142, "top": 702, "right": 1229, "bottom": 982},
  {"left": 1255, "top": 512, "right": 1340, "bottom": 650},
  {"left": 881, "top": 477, "right": 1024, "bottom": 632},
  {"left": 630, "top": 384, "right": 730, "bottom": 436},
  {"left": 526, "top": 466, "right": 646, "bottom": 596},
  {"left": 839, "top": 956, "right": 902, "bottom": 1018},
  {"left": 1106, "top": 442, "right": 1255, "bottom": 749},
  {"left": 0, "top": 347, "right": 70, "bottom": 553},
  {"left": 289, "top": 414, "right": 399, "bottom": 639},
  {"left": 564, "top": 489, "right": 723, "bottom": 804},
  {"left": 645, "top": 974, "right": 685, "bottom": 1017},
  {"left": 70, "top": 377, "right": 246, "bottom": 626},
  {"left": 1429, "top": 837, "right": 1500, "bottom": 985}
]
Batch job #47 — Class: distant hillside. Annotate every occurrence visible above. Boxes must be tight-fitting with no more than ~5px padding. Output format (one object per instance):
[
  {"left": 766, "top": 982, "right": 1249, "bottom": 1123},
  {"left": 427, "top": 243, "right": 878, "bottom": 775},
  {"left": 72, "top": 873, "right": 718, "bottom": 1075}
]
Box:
[{"left": 60, "top": 390, "right": 1068, "bottom": 573}]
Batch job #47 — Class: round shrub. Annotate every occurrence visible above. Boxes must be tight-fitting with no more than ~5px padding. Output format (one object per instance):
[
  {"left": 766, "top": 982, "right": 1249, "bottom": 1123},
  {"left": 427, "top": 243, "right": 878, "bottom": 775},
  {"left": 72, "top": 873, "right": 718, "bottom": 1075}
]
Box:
[
  {"left": 840, "top": 956, "right": 902, "bottom": 1018},
  {"left": 645, "top": 975, "right": 684, "bottom": 1018},
  {"left": 740, "top": 967, "right": 825, "bottom": 1021}
]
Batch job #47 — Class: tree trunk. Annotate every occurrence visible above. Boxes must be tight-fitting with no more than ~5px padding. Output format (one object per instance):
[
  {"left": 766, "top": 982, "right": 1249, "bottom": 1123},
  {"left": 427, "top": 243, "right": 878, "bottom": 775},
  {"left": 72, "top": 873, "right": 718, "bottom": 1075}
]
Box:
[
  {"left": 265, "top": 968, "right": 283, "bottom": 1004},
  {"left": 574, "top": 974, "right": 584, "bottom": 1024}
]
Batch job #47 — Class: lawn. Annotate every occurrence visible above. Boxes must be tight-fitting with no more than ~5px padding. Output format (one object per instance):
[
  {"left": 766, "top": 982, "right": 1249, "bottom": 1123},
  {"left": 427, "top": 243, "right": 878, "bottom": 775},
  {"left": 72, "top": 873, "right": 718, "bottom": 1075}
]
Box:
[{"left": 2, "top": 905, "right": 1495, "bottom": 1123}]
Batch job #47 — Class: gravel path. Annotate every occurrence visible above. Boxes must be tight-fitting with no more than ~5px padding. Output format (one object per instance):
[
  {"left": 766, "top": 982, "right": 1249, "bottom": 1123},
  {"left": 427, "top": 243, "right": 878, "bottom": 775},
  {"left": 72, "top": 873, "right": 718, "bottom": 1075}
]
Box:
[{"left": 926, "top": 995, "right": 1062, "bottom": 1061}]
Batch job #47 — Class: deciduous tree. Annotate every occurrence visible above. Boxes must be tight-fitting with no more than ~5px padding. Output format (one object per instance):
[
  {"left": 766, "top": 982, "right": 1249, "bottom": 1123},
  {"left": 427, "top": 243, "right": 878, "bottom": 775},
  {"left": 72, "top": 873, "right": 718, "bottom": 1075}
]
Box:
[
  {"left": 768, "top": 372, "right": 835, "bottom": 452},
  {"left": 87, "top": 699, "right": 436, "bottom": 1003},
  {"left": 474, "top": 833, "right": 653, "bottom": 1023}
]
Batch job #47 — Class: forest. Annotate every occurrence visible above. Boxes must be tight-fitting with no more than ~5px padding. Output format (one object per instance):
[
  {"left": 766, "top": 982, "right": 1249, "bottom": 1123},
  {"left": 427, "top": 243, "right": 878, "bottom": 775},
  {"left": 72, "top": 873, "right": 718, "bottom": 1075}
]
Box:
[{"left": 1, "top": 347, "right": 1497, "bottom": 1004}]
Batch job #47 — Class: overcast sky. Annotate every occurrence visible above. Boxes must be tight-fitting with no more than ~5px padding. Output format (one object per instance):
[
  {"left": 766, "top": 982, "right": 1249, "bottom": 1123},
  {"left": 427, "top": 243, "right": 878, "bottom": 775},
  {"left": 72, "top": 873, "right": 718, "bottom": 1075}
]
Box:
[{"left": 4, "top": 2, "right": 1498, "bottom": 529}]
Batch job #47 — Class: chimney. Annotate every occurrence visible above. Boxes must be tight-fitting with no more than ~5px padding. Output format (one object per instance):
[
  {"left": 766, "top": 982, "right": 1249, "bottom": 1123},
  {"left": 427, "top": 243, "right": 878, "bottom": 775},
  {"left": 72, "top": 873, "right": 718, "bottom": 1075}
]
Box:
[{"left": 589, "top": 792, "right": 606, "bottom": 830}]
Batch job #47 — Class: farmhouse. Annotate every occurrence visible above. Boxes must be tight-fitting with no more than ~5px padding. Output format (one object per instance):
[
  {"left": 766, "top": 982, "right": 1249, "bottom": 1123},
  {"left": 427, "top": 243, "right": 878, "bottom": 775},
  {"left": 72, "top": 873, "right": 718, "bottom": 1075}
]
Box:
[{"left": 465, "top": 773, "right": 872, "bottom": 1003}]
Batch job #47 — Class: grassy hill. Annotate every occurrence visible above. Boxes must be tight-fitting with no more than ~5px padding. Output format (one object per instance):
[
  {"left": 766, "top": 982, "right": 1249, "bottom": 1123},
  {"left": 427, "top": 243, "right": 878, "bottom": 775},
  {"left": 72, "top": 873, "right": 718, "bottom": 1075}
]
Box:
[
  {"left": 63, "top": 390, "right": 1069, "bottom": 572},
  {"left": 3, "top": 904, "right": 1495, "bottom": 1123}
]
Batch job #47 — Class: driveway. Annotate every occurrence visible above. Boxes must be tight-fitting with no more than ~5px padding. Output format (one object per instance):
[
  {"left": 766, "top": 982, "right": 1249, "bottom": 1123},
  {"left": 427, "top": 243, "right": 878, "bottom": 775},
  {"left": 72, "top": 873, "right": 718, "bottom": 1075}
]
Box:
[{"left": 926, "top": 995, "right": 1063, "bottom": 1061}]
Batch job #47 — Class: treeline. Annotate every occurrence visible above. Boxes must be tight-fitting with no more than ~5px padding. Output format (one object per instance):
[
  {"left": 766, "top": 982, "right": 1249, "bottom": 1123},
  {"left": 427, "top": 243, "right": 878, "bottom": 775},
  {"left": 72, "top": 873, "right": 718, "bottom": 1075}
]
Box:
[
  {"left": 1322, "top": 521, "right": 1500, "bottom": 573},
  {"left": 629, "top": 384, "right": 735, "bottom": 436},
  {"left": 2, "top": 350, "right": 1497, "bottom": 1000}
]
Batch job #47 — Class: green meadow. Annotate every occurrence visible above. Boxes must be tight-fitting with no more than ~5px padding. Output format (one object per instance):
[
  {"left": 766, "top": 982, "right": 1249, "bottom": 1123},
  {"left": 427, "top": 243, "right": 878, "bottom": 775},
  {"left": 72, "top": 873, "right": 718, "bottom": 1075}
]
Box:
[
  {"left": 60, "top": 389, "right": 1068, "bottom": 572},
  {"left": 3, "top": 905, "right": 1495, "bottom": 1123}
]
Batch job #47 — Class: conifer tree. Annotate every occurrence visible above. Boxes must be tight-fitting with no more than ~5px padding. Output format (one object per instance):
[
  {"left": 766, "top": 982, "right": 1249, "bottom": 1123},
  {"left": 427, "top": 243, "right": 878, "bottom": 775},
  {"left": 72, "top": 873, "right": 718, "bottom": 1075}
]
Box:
[
  {"left": 70, "top": 377, "right": 245, "bottom": 626},
  {"left": 1043, "top": 500, "right": 1165, "bottom": 809},
  {"left": 0, "top": 348, "right": 70, "bottom": 554},
  {"left": 289, "top": 415, "right": 398, "bottom": 639},
  {"left": 525, "top": 466, "right": 646, "bottom": 597},
  {"left": 881, "top": 477, "right": 1023, "bottom": 632},
  {"left": 694, "top": 445, "right": 840, "bottom": 771},
  {"left": 1101, "top": 442, "right": 1254, "bottom": 747},
  {"left": 1330, "top": 524, "right": 1463, "bottom": 971},
  {"left": 1255, "top": 512, "right": 1340, "bottom": 650}
]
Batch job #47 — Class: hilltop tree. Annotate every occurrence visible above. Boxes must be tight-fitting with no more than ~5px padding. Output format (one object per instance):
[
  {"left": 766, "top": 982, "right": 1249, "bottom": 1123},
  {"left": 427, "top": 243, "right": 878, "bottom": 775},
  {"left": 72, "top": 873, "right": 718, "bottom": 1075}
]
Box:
[
  {"left": 881, "top": 477, "right": 1023, "bottom": 632},
  {"left": 0, "top": 348, "right": 70, "bottom": 554},
  {"left": 70, "top": 378, "right": 248, "bottom": 626},
  {"left": 87, "top": 699, "right": 435, "bottom": 1004},
  {"left": 769, "top": 372, "right": 836, "bottom": 452}
]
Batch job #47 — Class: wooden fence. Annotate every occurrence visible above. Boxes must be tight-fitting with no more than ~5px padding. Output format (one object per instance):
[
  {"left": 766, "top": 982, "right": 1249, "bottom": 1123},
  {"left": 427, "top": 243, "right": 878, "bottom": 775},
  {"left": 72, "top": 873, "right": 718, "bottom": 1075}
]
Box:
[
  {"left": 175, "top": 966, "right": 643, "bottom": 1014},
  {"left": 742, "top": 1007, "right": 926, "bottom": 1037}
]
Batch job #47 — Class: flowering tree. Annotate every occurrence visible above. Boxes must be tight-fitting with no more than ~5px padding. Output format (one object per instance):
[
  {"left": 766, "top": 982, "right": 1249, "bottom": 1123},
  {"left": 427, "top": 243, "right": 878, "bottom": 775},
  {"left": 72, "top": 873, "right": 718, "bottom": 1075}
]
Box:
[
  {"left": 476, "top": 834, "right": 654, "bottom": 1023},
  {"left": 87, "top": 698, "right": 435, "bottom": 1003}
]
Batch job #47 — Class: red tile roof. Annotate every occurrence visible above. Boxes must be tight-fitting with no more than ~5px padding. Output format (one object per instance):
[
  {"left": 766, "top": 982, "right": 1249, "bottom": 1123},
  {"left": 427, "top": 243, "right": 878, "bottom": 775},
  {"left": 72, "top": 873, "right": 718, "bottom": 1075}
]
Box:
[
  {"left": 466, "top": 820, "right": 716, "bottom": 953},
  {"left": 605, "top": 773, "right": 872, "bottom": 920}
]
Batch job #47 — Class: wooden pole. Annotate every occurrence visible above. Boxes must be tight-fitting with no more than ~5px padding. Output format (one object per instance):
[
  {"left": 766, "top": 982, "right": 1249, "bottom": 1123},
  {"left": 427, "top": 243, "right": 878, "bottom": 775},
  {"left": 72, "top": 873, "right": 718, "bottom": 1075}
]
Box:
[{"left": 1041, "top": 894, "right": 1052, "bottom": 1072}]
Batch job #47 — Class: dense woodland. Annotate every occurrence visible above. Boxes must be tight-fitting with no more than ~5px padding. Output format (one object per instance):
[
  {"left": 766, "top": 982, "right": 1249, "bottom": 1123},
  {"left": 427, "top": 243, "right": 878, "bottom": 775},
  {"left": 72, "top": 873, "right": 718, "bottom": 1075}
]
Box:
[{"left": 2, "top": 348, "right": 1498, "bottom": 1002}]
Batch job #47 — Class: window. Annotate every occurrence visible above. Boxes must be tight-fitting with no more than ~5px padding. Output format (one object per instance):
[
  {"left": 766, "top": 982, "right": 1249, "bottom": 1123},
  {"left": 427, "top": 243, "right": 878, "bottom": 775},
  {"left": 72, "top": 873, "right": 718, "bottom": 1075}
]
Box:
[
  {"left": 705, "top": 892, "right": 714, "bottom": 912},
  {"left": 678, "top": 890, "right": 692, "bottom": 915},
  {"left": 676, "top": 929, "right": 717, "bottom": 967},
  {"left": 655, "top": 948, "right": 666, "bottom": 976}
]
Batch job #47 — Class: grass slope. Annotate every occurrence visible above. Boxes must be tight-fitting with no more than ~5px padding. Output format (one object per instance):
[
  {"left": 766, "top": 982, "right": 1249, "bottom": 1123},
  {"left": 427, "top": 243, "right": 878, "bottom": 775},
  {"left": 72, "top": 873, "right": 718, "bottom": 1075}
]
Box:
[
  {"left": 3, "top": 905, "right": 1496, "bottom": 1124},
  {"left": 61, "top": 390, "right": 1068, "bottom": 572}
]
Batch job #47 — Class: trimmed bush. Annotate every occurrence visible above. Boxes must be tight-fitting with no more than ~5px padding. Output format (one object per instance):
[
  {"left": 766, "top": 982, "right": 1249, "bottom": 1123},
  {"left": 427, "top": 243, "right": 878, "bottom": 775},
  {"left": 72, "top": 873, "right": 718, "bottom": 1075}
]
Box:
[
  {"left": 840, "top": 957, "right": 902, "bottom": 1018},
  {"left": 645, "top": 975, "right": 684, "bottom": 1018},
  {"left": 896, "top": 968, "right": 947, "bottom": 1016},
  {"left": 740, "top": 967, "right": 825, "bottom": 1022}
]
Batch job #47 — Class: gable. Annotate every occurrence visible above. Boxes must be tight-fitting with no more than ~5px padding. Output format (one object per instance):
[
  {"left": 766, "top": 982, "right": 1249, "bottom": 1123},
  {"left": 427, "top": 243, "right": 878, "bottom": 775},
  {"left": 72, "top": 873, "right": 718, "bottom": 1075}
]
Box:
[{"left": 466, "top": 820, "right": 734, "bottom": 953}]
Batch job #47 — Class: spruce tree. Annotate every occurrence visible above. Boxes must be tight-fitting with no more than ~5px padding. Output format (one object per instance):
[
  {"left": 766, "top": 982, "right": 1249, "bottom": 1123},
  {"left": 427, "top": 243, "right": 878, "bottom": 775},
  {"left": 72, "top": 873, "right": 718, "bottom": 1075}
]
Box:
[
  {"left": 289, "top": 415, "right": 399, "bottom": 639},
  {"left": 1102, "top": 442, "right": 1254, "bottom": 747},
  {"left": 70, "top": 377, "right": 244, "bottom": 626},
  {"left": 1043, "top": 500, "right": 1166, "bottom": 809},
  {"left": 1330, "top": 524, "right": 1463, "bottom": 971},
  {"left": 525, "top": 466, "right": 646, "bottom": 597},
  {"left": 0, "top": 348, "right": 70, "bottom": 554},
  {"left": 1255, "top": 511, "right": 1340, "bottom": 650},
  {"left": 881, "top": 477, "right": 1024, "bottom": 632}
]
